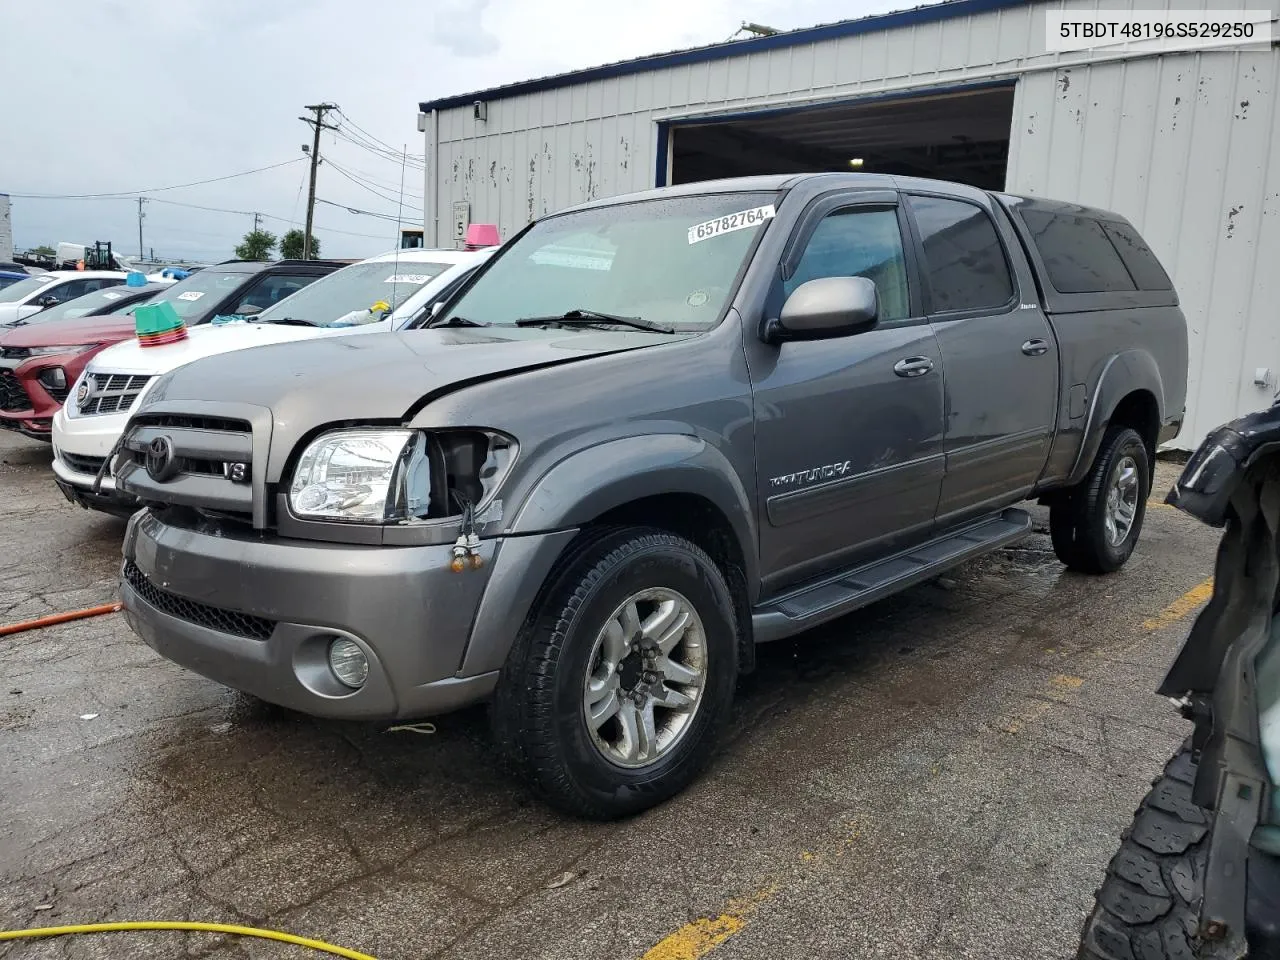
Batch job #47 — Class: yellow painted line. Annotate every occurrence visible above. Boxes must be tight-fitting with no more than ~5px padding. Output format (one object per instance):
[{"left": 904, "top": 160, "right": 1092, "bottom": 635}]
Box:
[
  {"left": 1143, "top": 578, "right": 1214, "bottom": 631},
  {"left": 640, "top": 887, "right": 776, "bottom": 960},
  {"left": 1050, "top": 674, "right": 1084, "bottom": 690}
]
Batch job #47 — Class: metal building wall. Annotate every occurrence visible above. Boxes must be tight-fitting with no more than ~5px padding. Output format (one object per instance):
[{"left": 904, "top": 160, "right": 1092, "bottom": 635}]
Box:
[
  {"left": 425, "top": 0, "right": 1192, "bottom": 243},
  {"left": 1007, "top": 48, "right": 1280, "bottom": 448}
]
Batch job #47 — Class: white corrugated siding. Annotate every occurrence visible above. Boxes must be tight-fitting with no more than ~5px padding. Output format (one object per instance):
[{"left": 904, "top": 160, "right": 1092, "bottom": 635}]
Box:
[
  {"left": 1007, "top": 47, "right": 1280, "bottom": 448},
  {"left": 426, "top": 0, "right": 1280, "bottom": 447}
]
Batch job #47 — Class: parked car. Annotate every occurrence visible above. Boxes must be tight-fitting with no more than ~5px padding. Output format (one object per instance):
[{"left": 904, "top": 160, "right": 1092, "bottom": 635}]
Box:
[
  {"left": 0, "top": 259, "right": 341, "bottom": 441},
  {"left": 53, "top": 248, "right": 494, "bottom": 513},
  {"left": 0, "top": 270, "right": 27, "bottom": 291},
  {"left": 1078, "top": 402, "right": 1280, "bottom": 960},
  {"left": 0, "top": 271, "right": 130, "bottom": 326},
  {"left": 112, "top": 173, "right": 1187, "bottom": 818}
]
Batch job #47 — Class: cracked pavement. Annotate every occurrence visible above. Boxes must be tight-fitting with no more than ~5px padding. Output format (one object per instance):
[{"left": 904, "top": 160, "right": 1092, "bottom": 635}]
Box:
[{"left": 0, "top": 428, "right": 1220, "bottom": 959}]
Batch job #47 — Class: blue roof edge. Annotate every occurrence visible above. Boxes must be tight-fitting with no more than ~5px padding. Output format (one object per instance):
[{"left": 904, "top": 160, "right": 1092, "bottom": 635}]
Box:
[{"left": 418, "top": 0, "right": 1034, "bottom": 113}]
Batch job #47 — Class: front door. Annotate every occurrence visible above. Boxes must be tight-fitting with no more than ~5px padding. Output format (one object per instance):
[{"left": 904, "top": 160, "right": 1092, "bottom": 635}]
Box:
[
  {"left": 748, "top": 193, "right": 946, "bottom": 591},
  {"left": 903, "top": 192, "right": 1058, "bottom": 526}
]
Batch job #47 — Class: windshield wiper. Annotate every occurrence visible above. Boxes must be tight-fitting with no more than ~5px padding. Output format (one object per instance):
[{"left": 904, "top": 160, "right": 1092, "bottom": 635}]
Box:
[
  {"left": 428, "top": 315, "right": 491, "bottom": 328},
  {"left": 251, "top": 316, "right": 317, "bottom": 327},
  {"left": 514, "top": 309, "right": 674, "bottom": 334}
]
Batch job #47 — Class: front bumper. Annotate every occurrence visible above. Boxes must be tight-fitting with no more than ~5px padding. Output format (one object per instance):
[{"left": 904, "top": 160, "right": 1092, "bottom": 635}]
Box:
[
  {"left": 120, "top": 509, "right": 568, "bottom": 720},
  {"left": 51, "top": 406, "right": 137, "bottom": 512},
  {"left": 0, "top": 355, "right": 81, "bottom": 440}
]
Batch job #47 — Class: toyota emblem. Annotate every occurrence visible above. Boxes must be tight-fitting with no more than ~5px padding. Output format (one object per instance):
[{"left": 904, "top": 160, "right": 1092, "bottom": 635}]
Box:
[
  {"left": 144, "top": 436, "right": 179, "bottom": 482},
  {"left": 76, "top": 377, "right": 92, "bottom": 406}
]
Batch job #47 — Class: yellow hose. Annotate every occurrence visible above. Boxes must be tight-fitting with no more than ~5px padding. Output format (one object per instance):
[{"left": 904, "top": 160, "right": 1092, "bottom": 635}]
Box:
[{"left": 0, "top": 921, "right": 376, "bottom": 959}]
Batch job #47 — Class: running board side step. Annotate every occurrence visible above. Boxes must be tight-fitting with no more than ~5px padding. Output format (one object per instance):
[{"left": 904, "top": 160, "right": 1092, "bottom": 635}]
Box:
[{"left": 751, "top": 508, "right": 1033, "bottom": 644}]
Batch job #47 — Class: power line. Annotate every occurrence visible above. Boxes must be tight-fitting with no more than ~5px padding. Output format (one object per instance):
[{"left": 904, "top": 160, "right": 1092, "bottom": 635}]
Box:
[
  {"left": 8, "top": 158, "right": 306, "bottom": 200},
  {"left": 331, "top": 126, "right": 426, "bottom": 169},
  {"left": 324, "top": 156, "right": 424, "bottom": 196},
  {"left": 326, "top": 159, "right": 423, "bottom": 207},
  {"left": 315, "top": 197, "right": 404, "bottom": 222}
]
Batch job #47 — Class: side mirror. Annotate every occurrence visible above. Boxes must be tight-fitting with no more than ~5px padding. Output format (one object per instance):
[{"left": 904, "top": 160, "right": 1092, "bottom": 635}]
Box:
[
  {"left": 234, "top": 302, "right": 264, "bottom": 316},
  {"left": 770, "top": 276, "right": 879, "bottom": 341},
  {"left": 35, "top": 295, "right": 61, "bottom": 308}
]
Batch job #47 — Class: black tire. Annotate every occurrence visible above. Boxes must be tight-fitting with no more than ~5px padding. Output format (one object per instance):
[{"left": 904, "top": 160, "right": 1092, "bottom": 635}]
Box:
[
  {"left": 491, "top": 527, "right": 738, "bottom": 820},
  {"left": 1051, "top": 426, "right": 1151, "bottom": 574},
  {"left": 1078, "top": 742, "right": 1212, "bottom": 960}
]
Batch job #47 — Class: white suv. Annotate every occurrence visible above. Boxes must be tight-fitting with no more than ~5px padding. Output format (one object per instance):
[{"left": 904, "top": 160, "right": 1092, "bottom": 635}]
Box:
[
  {"left": 0, "top": 271, "right": 130, "bottom": 326},
  {"left": 52, "top": 248, "right": 493, "bottom": 514}
]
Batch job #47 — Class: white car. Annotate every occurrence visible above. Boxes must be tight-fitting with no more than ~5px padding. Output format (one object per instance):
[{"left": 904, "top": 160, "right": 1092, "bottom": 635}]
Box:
[
  {"left": 52, "top": 248, "right": 494, "bottom": 514},
  {"left": 0, "top": 271, "right": 130, "bottom": 326}
]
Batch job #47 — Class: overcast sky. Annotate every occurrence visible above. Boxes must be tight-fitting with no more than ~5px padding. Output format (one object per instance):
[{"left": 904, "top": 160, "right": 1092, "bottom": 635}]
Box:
[{"left": 1, "top": 0, "right": 918, "bottom": 264}]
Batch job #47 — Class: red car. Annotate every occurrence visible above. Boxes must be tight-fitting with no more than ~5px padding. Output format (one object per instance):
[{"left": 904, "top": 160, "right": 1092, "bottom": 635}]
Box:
[{"left": 0, "top": 283, "right": 168, "bottom": 441}]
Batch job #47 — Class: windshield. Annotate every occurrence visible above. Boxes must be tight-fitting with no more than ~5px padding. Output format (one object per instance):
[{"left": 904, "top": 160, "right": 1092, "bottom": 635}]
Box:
[
  {"left": 115, "top": 271, "right": 249, "bottom": 321},
  {"left": 0, "top": 275, "right": 24, "bottom": 291},
  {"left": 19, "top": 286, "right": 142, "bottom": 324},
  {"left": 434, "top": 192, "right": 777, "bottom": 331},
  {"left": 252, "top": 259, "right": 454, "bottom": 327},
  {"left": 0, "top": 275, "right": 57, "bottom": 303}
]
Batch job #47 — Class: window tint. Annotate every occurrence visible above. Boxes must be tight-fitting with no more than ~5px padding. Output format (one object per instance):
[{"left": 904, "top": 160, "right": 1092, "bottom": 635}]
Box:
[
  {"left": 907, "top": 196, "right": 1014, "bottom": 313},
  {"left": 52, "top": 279, "right": 92, "bottom": 301},
  {"left": 1101, "top": 222, "right": 1172, "bottom": 290},
  {"left": 1020, "top": 210, "right": 1136, "bottom": 294},
  {"left": 237, "top": 273, "right": 318, "bottom": 311},
  {"left": 785, "top": 207, "right": 910, "bottom": 322}
]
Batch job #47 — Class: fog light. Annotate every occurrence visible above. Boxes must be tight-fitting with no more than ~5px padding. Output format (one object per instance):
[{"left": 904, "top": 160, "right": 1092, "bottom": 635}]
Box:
[{"left": 328, "top": 638, "right": 368, "bottom": 689}]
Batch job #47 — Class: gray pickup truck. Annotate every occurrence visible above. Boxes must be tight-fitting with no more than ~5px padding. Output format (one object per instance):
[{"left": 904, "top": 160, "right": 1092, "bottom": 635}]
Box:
[{"left": 113, "top": 173, "right": 1187, "bottom": 819}]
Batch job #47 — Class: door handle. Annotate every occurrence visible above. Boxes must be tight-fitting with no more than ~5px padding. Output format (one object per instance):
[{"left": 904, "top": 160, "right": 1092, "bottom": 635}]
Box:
[
  {"left": 1021, "top": 338, "right": 1050, "bottom": 356},
  {"left": 893, "top": 357, "right": 934, "bottom": 378}
]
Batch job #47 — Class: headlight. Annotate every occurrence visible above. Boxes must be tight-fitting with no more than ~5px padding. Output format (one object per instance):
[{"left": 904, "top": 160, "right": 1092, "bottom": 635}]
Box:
[
  {"left": 289, "top": 428, "right": 516, "bottom": 524},
  {"left": 26, "top": 344, "right": 96, "bottom": 356},
  {"left": 290, "top": 429, "right": 414, "bottom": 522}
]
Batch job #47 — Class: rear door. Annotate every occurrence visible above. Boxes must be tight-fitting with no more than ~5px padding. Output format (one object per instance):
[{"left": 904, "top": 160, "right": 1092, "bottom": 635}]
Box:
[
  {"left": 903, "top": 192, "right": 1057, "bottom": 526},
  {"left": 750, "top": 190, "right": 946, "bottom": 589}
]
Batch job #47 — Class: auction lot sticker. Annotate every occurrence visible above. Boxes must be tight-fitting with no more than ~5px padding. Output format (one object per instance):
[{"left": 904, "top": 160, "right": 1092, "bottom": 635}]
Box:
[{"left": 688, "top": 204, "right": 776, "bottom": 244}]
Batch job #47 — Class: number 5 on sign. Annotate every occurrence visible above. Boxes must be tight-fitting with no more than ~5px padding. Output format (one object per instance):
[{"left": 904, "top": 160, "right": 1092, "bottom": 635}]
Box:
[{"left": 687, "top": 204, "right": 776, "bottom": 244}]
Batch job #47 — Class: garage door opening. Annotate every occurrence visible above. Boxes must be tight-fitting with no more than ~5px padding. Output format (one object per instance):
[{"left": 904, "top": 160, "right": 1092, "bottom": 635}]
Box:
[{"left": 669, "top": 84, "right": 1015, "bottom": 191}]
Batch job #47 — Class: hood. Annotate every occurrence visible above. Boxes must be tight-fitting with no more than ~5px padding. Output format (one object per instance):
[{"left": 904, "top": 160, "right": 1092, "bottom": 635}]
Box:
[
  {"left": 0, "top": 315, "right": 134, "bottom": 348},
  {"left": 86, "top": 319, "right": 391, "bottom": 376},
  {"left": 142, "top": 326, "right": 681, "bottom": 426}
]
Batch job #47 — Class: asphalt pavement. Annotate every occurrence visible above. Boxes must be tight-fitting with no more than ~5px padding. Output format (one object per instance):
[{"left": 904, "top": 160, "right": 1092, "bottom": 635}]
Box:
[{"left": 0, "top": 428, "right": 1218, "bottom": 960}]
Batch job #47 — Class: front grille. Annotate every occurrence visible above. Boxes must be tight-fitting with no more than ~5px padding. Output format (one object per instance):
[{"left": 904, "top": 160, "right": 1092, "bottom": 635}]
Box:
[
  {"left": 140, "top": 414, "right": 251, "bottom": 432},
  {"left": 79, "top": 373, "right": 152, "bottom": 416},
  {"left": 0, "top": 369, "right": 31, "bottom": 412},
  {"left": 124, "top": 559, "right": 276, "bottom": 641},
  {"left": 61, "top": 452, "right": 106, "bottom": 475}
]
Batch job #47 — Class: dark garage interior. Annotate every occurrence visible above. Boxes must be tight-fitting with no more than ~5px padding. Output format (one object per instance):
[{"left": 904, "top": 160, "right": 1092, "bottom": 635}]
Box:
[{"left": 670, "top": 84, "right": 1016, "bottom": 190}]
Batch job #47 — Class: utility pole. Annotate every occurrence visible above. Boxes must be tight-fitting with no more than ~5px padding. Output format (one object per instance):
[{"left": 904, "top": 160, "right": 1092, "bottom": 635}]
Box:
[
  {"left": 137, "top": 197, "right": 147, "bottom": 261},
  {"left": 252, "top": 212, "right": 262, "bottom": 232},
  {"left": 299, "top": 102, "right": 338, "bottom": 259}
]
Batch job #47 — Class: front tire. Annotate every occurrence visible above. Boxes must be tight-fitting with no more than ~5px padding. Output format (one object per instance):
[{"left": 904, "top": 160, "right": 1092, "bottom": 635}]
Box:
[
  {"left": 1078, "top": 743, "right": 1211, "bottom": 959},
  {"left": 1052, "top": 426, "right": 1150, "bottom": 574},
  {"left": 491, "top": 528, "right": 738, "bottom": 820}
]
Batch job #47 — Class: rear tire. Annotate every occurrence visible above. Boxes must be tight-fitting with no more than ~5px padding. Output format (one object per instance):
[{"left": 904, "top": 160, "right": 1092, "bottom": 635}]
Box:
[
  {"left": 1078, "top": 742, "right": 1212, "bottom": 959},
  {"left": 1051, "top": 426, "right": 1150, "bottom": 574},
  {"left": 491, "top": 528, "right": 737, "bottom": 820}
]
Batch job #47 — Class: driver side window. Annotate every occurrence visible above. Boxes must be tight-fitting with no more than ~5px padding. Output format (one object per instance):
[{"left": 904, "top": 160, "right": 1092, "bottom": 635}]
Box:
[{"left": 784, "top": 207, "right": 910, "bottom": 323}]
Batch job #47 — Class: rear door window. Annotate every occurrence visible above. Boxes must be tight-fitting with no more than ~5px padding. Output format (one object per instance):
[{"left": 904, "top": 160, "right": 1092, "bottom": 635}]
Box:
[
  {"left": 907, "top": 195, "right": 1014, "bottom": 313},
  {"left": 1019, "top": 210, "right": 1137, "bottom": 294}
]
